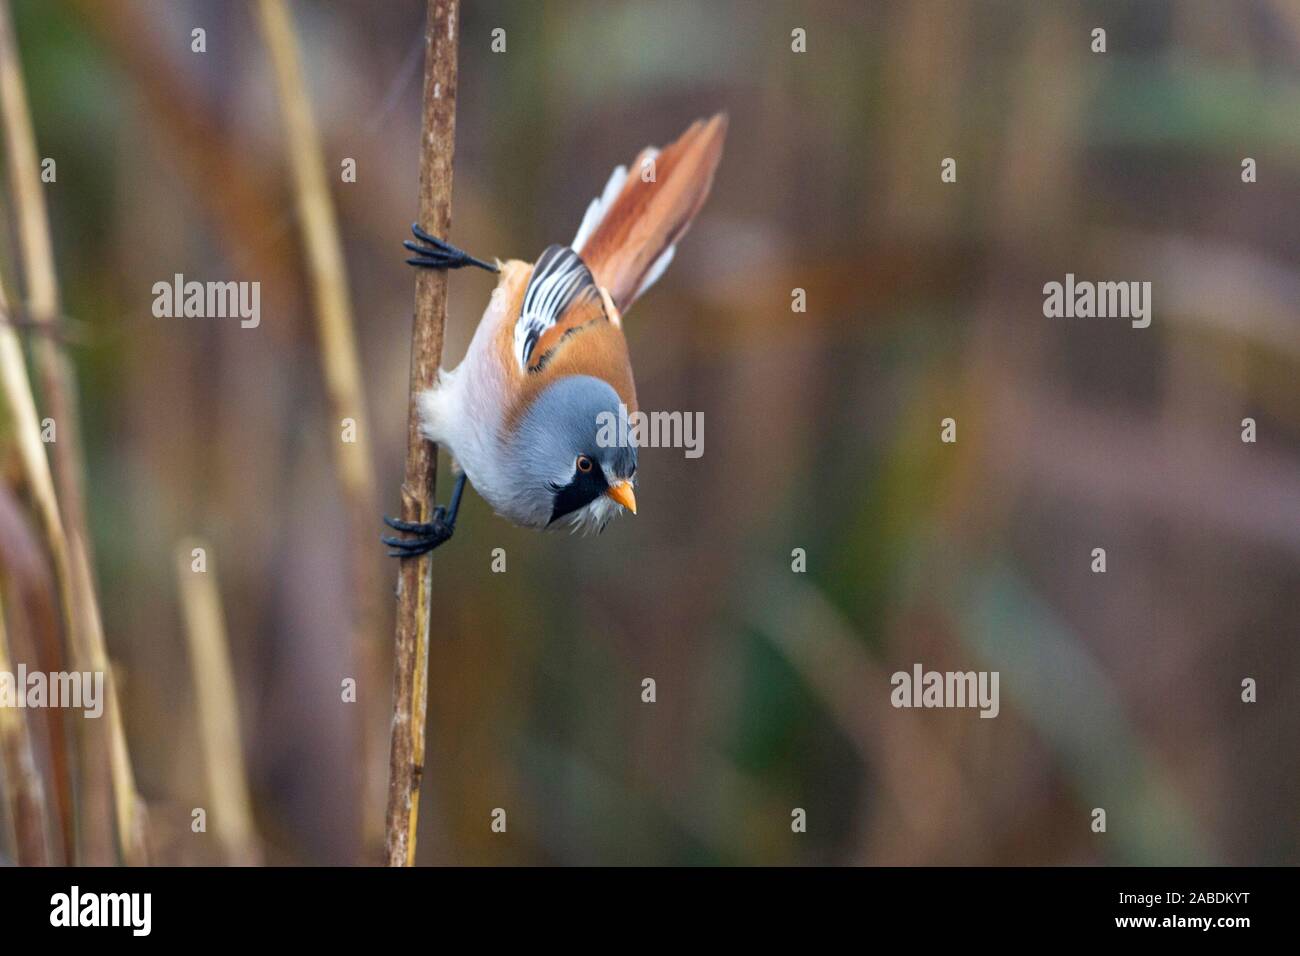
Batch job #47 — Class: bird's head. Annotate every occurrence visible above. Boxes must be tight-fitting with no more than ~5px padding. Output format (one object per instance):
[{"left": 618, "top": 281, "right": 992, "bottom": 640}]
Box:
[{"left": 510, "top": 375, "right": 637, "bottom": 533}]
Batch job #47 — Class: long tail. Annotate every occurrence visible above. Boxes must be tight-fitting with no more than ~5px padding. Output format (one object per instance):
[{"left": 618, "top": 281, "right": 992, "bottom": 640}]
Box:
[{"left": 571, "top": 113, "right": 728, "bottom": 315}]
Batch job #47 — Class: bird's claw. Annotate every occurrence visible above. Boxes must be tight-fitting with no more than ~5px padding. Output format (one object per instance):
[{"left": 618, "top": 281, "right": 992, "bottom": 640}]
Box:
[
  {"left": 383, "top": 510, "right": 453, "bottom": 557},
  {"left": 404, "top": 224, "right": 498, "bottom": 273}
]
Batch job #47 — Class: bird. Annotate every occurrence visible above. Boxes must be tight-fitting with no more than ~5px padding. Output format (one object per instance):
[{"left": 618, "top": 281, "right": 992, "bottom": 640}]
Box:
[{"left": 384, "top": 113, "right": 727, "bottom": 556}]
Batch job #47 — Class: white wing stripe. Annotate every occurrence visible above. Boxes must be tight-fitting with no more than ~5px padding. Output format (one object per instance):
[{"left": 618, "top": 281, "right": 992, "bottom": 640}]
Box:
[{"left": 514, "top": 245, "right": 601, "bottom": 370}]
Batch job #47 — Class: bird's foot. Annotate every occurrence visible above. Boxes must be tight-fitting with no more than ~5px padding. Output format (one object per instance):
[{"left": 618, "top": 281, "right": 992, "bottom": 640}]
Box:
[
  {"left": 383, "top": 508, "right": 454, "bottom": 557},
  {"left": 404, "top": 223, "right": 498, "bottom": 273}
]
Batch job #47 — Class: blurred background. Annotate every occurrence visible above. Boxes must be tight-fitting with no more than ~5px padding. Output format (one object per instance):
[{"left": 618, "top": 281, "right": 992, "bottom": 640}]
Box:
[{"left": 0, "top": 0, "right": 1297, "bottom": 865}]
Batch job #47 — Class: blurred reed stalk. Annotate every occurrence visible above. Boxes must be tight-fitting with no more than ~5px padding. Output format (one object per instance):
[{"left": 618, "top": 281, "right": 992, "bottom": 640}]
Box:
[
  {"left": 255, "top": 0, "right": 385, "bottom": 857},
  {"left": 175, "top": 539, "right": 261, "bottom": 866},
  {"left": 0, "top": 283, "right": 73, "bottom": 864},
  {"left": 385, "top": 0, "right": 459, "bottom": 867},
  {"left": 0, "top": 587, "right": 49, "bottom": 864},
  {"left": 0, "top": 0, "right": 146, "bottom": 864}
]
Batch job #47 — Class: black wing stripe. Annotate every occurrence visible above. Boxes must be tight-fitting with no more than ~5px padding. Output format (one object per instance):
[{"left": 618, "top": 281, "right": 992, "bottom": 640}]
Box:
[{"left": 515, "top": 245, "right": 601, "bottom": 370}]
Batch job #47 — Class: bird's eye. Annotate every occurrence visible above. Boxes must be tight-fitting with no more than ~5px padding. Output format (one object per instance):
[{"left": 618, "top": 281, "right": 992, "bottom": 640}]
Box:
[{"left": 576, "top": 455, "right": 594, "bottom": 474}]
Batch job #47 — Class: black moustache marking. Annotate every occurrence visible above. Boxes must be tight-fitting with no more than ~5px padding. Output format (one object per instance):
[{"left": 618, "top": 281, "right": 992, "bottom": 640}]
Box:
[{"left": 548, "top": 463, "right": 611, "bottom": 525}]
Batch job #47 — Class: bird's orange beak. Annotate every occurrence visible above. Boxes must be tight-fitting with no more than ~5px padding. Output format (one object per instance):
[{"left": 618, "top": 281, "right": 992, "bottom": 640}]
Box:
[{"left": 605, "top": 481, "right": 637, "bottom": 515}]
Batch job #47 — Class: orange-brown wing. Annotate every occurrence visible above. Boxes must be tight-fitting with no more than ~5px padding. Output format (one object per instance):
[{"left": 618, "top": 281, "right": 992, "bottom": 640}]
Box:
[
  {"left": 501, "top": 248, "right": 637, "bottom": 432},
  {"left": 526, "top": 290, "right": 609, "bottom": 373},
  {"left": 574, "top": 113, "right": 727, "bottom": 315},
  {"left": 513, "top": 244, "right": 604, "bottom": 370},
  {"left": 520, "top": 318, "right": 636, "bottom": 416}
]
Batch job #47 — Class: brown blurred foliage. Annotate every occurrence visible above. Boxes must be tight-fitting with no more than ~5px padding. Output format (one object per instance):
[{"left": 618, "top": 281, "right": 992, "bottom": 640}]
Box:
[{"left": 0, "top": 0, "right": 1296, "bottom": 865}]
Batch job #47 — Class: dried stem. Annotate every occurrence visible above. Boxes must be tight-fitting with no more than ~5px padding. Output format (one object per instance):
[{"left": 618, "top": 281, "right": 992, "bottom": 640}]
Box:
[
  {"left": 0, "top": 283, "right": 99, "bottom": 859},
  {"left": 0, "top": 0, "right": 145, "bottom": 865},
  {"left": 385, "top": 0, "right": 459, "bottom": 867},
  {"left": 175, "top": 539, "right": 261, "bottom": 866},
  {"left": 255, "top": 0, "right": 384, "bottom": 855},
  {"left": 0, "top": 586, "right": 49, "bottom": 865}
]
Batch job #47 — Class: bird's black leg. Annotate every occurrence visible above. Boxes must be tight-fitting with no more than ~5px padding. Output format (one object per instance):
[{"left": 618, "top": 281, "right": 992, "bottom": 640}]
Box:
[
  {"left": 404, "top": 224, "right": 498, "bottom": 273},
  {"left": 383, "top": 473, "right": 468, "bottom": 557}
]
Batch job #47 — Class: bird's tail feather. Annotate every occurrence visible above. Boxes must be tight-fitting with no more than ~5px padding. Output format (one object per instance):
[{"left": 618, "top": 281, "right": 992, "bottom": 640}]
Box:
[{"left": 574, "top": 113, "right": 727, "bottom": 315}]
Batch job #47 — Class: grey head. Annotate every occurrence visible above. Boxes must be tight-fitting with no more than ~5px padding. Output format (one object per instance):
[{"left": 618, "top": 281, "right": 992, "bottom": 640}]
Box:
[{"left": 506, "top": 375, "right": 638, "bottom": 532}]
